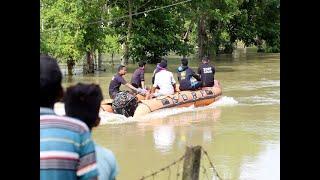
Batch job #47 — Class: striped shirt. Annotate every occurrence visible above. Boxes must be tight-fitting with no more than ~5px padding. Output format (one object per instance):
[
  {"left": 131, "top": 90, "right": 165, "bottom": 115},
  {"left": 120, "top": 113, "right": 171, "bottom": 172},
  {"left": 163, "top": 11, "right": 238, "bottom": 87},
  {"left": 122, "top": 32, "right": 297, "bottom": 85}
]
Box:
[{"left": 40, "top": 107, "right": 99, "bottom": 180}]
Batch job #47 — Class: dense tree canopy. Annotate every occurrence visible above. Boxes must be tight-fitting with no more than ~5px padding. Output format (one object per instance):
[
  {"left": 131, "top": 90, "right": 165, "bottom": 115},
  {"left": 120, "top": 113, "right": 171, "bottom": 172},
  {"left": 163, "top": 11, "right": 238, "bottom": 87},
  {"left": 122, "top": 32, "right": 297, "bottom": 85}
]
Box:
[{"left": 40, "top": 0, "right": 280, "bottom": 72}]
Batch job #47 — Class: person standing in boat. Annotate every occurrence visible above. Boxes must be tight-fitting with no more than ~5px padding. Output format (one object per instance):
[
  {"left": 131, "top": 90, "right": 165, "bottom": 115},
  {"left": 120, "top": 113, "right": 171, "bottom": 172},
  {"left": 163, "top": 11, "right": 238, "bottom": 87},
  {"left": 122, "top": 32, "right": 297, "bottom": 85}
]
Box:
[
  {"left": 108, "top": 65, "right": 146, "bottom": 99},
  {"left": 131, "top": 61, "right": 146, "bottom": 89},
  {"left": 151, "top": 60, "right": 177, "bottom": 97},
  {"left": 177, "top": 57, "right": 202, "bottom": 91},
  {"left": 198, "top": 56, "right": 216, "bottom": 87}
]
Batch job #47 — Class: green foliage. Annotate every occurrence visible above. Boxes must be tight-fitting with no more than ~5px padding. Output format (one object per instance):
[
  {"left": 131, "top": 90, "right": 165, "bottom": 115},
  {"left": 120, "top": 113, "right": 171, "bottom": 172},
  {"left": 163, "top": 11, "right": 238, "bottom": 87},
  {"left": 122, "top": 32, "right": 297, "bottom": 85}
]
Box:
[
  {"left": 40, "top": 0, "right": 115, "bottom": 63},
  {"left": 228, "top": 0, "right": 280, "bottom": 53},
  {"left": 40, "top": 0, "right": 84, "bottom": 62},
  {"left": 129, "top": 8, "right": 190, "bottom": 63},
  {"left": 40, "top": 0, "right": 280, "bottom": 65}
]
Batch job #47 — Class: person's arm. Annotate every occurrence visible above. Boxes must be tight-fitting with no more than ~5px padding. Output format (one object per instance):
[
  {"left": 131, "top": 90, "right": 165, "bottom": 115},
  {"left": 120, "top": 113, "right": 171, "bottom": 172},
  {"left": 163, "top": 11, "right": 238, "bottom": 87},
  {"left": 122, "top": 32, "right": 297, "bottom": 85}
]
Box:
[
  {"left": 170, "top": 72, "right": 177, "bottom": 92},
  {"left": 172, "top": 83, "right": 177, "bottom": 92},
  {"left": 151, "top": 86, "right": 156, "bottom": 93},
  {"left": 140, "top": 71, "right": 145, "bottom": 89},
  {"left": 177, "top": 72, "right": 181, "bottom": 82},
  {"left": 151, "top": 68, "right": 157, "bottom": 85},
  {"left": 192, "top": 70, "right": 201, "bottom": 81},
  {"left": 119, "top": 76, "right": 138, "bottom": 92},
  {"left": 125, "top": 83, "right": 138, "bottom": 92},
  {"left": 77, "top": 132, "right": 99, "bottom": 180},
  {"left": 212, "top": 65, "right": 216, "bottom": 75},
  {"left": 151, "top": 73, "right": 160, "bottom": 93}
]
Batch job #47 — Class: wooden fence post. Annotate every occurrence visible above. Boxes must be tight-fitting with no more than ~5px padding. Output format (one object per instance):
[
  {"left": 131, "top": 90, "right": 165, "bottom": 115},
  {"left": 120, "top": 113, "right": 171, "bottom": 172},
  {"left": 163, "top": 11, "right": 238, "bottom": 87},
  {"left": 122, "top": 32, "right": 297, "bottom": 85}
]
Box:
[{"left": 182, "top": 146, "right": 202, "bottom": 180}]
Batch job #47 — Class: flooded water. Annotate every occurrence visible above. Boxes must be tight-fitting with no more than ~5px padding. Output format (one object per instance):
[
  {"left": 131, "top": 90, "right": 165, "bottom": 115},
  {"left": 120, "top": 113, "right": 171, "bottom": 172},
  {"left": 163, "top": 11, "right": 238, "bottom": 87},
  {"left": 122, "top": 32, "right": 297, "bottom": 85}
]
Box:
[{"left": 60, "top": 49, "right": 280, "bottom": 180}]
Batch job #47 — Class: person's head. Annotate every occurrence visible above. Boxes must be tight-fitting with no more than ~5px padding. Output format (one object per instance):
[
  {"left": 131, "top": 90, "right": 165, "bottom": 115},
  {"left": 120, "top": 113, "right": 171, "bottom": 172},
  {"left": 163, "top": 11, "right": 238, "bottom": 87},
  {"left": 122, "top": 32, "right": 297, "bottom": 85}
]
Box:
[
  {"left": 40, "top": 54, "right": 63, "bottom": 108},
  {"left": 138, "top": 61, "right": 146, "bottom": 69},
  {"left": 159, "top": 58, "right": 168, "bottom": 69},
  {"left": 202, "top": 56, "right": 210, "bottom": 63},
  {"left": 181, "top": 57, "right": 188, "bottom": 66},
  {"left": 118, "top": 65, "right": 127, "bottom": 75},
  {"left": 64, "top": 83, "right": 104, "bottom": 130}
]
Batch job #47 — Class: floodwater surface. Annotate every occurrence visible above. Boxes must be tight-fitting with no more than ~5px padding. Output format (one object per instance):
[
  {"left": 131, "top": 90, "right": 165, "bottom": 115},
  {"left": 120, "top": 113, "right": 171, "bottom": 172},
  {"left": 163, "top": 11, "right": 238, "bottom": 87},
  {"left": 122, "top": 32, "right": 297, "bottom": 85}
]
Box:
[{"left": 59, "top": 50, "right": 280, "bottom": 180}]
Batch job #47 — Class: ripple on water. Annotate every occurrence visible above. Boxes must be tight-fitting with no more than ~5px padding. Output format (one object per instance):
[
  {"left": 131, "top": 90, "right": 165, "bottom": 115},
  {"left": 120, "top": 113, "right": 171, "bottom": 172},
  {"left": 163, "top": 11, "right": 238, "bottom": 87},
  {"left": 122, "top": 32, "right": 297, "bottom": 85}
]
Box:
[{"left": 237, "top": 95, "right": 280, "bottom": 105}]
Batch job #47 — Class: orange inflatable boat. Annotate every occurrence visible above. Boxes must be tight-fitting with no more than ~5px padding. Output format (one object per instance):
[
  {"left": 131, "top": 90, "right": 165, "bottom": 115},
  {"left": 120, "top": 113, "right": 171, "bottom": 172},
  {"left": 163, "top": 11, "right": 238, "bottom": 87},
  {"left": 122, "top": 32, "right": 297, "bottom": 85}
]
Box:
[{"left": 100, "top": 80, "right": 222, "bottom": 117}]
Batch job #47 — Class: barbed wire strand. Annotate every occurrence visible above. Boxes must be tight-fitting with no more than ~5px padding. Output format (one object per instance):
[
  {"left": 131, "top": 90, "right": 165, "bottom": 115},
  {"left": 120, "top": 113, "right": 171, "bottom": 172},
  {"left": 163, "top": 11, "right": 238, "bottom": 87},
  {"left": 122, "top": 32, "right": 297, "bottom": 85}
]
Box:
[
  {"left": 140, "top": 155, "right": 185, "bottom": 180},
  {"left": 201, "top": 165, "right": 210, "bottom": 180},
  {"left": 176, "top": 157, "right": 181, "bottom": 180},
  {"left": 202, "top": 148, "right": 223, "bottom": 180},
  {"left": 41, "top": 0, "right": 192, "bottom": 33}
]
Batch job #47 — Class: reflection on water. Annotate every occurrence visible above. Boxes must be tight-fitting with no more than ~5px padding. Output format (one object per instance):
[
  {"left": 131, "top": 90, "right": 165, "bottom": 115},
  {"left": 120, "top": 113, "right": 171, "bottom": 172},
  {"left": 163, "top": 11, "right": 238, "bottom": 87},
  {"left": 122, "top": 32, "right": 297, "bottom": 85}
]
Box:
[
  {"left": 63, "top": 52, "right": 279, "bottom": 180},
  {"left": 239, "top": 144, "right": 280, "bottom": 180},
  {"left": 153, "top": 125, "right": 176, "bottom": 153}
]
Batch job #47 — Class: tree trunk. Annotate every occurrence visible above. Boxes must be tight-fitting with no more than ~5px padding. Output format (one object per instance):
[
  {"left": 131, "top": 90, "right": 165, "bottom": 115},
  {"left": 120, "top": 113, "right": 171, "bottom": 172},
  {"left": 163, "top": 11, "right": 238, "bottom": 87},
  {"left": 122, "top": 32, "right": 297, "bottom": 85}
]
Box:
[
  {"left": 123, "top": 0, "right": 133, "bottom": 65},
  {"left": 67, "top": 58, "right": 74, "bottom": 76},
  {"left": 197, "top": 15, "right": 207, "bottom": 61},
  {"left": 111, "top": 52, "right": 114, "bottom": 67},
  {"left": 98, "top": 52, "right": 103, "bottom": 71},
  {"left": 85, "top": 51, "right": 95, "bottom": 73},
  {"left": 256, "top": 38, "right": 264, "bottom": 52}
]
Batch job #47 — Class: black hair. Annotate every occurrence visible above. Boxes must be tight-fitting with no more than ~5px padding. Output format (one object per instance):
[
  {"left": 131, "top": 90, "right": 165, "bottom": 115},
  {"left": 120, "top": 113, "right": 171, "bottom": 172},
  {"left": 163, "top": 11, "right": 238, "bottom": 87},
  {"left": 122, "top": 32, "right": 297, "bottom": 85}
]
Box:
[
  {"left": 202, "top": 56, "right": 209, "bottom": 62},
  {"left": 181, "top": 57, "right": 188, "bottom": 66},
  {"left": 117, "top": 65, "right": 126, "bottom": 72},
  {"left": 161, "top": 57, "right": 168, "bottom": 63},
  {"left": 64, "top": 83, "right": 104, "bottom": 130},
  {"left": 138, "top": 61, "right": 146, "bottom": 67},
  {"left": 159, "top": 61, "right": 167, "bottom": 68},
  {"left": 40, "top": 54, "right": 63, "bottom": 108}
]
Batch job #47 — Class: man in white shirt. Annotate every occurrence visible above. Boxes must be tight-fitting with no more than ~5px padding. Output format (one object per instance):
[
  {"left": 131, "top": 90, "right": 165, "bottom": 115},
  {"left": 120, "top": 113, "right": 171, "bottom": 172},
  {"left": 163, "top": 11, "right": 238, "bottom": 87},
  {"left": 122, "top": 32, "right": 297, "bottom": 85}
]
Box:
[{"left": 151, "top": 59, "right": 176, "bottom": 97}]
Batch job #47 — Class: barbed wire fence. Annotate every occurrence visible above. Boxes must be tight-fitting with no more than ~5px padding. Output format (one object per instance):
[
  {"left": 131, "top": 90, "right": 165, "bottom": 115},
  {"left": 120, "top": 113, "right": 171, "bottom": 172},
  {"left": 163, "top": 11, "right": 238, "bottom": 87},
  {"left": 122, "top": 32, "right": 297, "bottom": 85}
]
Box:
[
  {"left": 139, "top": 146, "right": 224, "bottom": 180},
  {"left": 139, "top": 154, "right": 185, "bottom": 180}
]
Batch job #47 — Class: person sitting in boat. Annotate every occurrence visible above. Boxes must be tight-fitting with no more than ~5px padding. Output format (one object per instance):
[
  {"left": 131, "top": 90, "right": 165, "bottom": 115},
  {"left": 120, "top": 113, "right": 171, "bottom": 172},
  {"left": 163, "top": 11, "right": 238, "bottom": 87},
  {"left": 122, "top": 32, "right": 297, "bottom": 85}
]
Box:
[
  {"left": 131, "top": 61, "right": 146, "bottom": 89},
  {"left": 151, "top": 59, "right": 177, "bottom": 97},
  {"left": 177, "top": 57, "right": 202, "bottom": 91},
  {"left": 198, "top": 56, "right": 216, "bottom": 87},
  {"left": 151, "top": 58, "right": 167, "bottom": 85},
  {"left": 109, "top": 65, "right": 146, "bottom": 99},
  {"left": 64, "top": 83, "right": 119, "bottom": 180}
]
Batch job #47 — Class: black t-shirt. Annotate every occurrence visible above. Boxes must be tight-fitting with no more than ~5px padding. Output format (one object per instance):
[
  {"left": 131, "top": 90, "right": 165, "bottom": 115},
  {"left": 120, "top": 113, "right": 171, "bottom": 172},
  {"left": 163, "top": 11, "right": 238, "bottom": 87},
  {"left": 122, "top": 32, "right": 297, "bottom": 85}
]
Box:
[
  {"left": 131, "top": 67, "right": 144, "bottom": 88},
  {"left": 109, "top": 74, "right": 127, "bottom": 98},
  {"left": 198, "top": 63, "right": 215, "bottom": 87}
]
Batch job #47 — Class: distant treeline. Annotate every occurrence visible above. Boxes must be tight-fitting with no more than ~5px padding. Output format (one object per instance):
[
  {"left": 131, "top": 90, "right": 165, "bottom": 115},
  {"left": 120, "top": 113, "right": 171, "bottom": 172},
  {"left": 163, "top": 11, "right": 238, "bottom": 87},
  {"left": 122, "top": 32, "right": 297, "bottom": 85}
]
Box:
[{"left": 40, "top": 0, "right": 279, "bottom": 74}]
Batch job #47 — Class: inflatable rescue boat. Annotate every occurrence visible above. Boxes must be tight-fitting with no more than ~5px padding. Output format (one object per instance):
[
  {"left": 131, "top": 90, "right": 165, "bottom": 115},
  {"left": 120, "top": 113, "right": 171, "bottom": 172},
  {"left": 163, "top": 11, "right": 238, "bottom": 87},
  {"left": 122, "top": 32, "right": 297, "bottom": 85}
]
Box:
[{"left": 100, "top": 80, "right": 222, "bottom": 117}]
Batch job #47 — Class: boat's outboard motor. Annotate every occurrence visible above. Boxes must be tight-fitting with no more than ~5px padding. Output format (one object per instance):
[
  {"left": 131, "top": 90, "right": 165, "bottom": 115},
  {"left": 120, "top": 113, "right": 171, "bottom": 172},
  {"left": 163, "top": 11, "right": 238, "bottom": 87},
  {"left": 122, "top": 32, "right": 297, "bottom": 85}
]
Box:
[{"left": 112, "top": 91, "right": 138, "bottom": 117}]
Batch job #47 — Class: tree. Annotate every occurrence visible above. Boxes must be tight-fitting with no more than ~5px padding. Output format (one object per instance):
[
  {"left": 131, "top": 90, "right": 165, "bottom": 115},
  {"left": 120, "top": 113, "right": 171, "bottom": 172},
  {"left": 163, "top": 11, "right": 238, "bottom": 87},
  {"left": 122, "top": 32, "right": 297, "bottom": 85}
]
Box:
[
  {"left": 79, "top": 0, "right": 108, "bottom": 73},
  {"left": 40, "top": 0, "right": 84, "bottom": 75},
  {"left": 41, "top": 0, "right": 109, "bottom": 74},
  {"left": 108, "top": 0, "right": 193, "bottom": 64}
]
